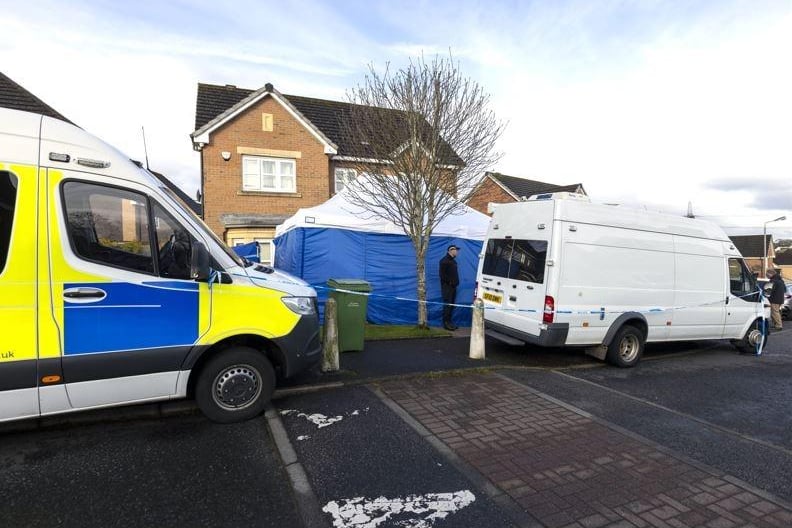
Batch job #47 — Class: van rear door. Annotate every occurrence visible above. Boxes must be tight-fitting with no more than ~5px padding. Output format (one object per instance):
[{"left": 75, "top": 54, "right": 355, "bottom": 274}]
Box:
[{"left": 479, "top": 236, "right": 550, "bottom": 338}]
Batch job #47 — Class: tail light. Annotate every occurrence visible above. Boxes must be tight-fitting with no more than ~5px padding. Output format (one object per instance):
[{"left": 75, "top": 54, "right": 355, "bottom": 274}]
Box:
[{"left": 543, "top": 296, "right": 555, "bottom": 324}]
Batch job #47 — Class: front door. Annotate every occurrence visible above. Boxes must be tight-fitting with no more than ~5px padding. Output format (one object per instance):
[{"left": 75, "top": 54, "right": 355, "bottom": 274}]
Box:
[{"left": 52, "top": 173, "right": 205, "bottom": 409}]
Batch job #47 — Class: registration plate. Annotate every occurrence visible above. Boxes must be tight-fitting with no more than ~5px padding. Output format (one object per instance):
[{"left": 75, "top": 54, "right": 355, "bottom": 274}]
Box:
[{"left": 483, "top": 292, "right": 502, "bottom": 304}]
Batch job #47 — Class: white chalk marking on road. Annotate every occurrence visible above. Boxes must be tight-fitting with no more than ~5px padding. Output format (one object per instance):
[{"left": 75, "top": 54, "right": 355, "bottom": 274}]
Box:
[
  {"left": 322, "top": 490, "right": 475, "bottom": 528},
  {"left": 280, "top": 408, "right": 370, "bottom": 429},
  {"left": 297, "top": 435, "right": 311, "bottom": 441}
]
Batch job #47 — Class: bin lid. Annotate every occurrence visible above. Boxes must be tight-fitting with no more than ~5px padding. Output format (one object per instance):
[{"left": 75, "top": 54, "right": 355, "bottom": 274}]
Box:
[{"left": 327, "top": 278, "right": 373, "bottom": 292}]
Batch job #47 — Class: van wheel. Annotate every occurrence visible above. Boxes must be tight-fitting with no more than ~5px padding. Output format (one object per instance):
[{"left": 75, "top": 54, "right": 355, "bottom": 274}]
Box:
[
  {"left": 606, "top": 326, "right": 644, "bottom": 368},
  {"left": 195, "top": 346, "right": 275, "bottom": 424},
  {"left": 733, "top": 319, "right": 770, "bottom": 355}
]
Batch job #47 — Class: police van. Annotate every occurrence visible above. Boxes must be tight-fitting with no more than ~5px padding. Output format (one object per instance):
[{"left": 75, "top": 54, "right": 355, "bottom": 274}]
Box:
[
  {"left": 0, "top": 107, "right": 321, "bottom": 423},
  {"left": 476, "top": 193, "right": 769, "bottom": 367}
]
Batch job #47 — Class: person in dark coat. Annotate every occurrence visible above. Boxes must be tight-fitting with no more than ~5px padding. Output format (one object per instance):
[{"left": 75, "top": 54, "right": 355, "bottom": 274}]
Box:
[
  {"left": 767, "top": 269, "right": 785, "bottom": 330},
  {"left": 439, "top": 245, "right": 460, "bottom": 331}
]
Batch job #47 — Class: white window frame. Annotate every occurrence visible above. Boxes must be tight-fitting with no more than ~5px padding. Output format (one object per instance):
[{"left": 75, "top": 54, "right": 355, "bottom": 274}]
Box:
[
  {"left": 242, "top": 155, "right": 296, "bottom": 193},
  {"left": 334, "top": 167, "right": 357, "bottom": 193},
  {"left": 229, "top": 237, "right": 274, "bottom": 266}
]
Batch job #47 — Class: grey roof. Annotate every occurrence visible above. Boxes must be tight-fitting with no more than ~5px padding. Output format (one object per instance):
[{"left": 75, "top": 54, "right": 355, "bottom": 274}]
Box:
[
  {"left": 487, "top": 172, "right": 585, "bottom": 199},
  {"left": 0, "top": 71, "right": 73, "bottom": 124},
  {"left": 729, "top": 235, "right": 773, "bottom": 258},
  {"left": 220, "top": 213, "right": 290, "bottom": 228},
  {"left": 193, "top": 82, "right": 461, "bottom": 163}
]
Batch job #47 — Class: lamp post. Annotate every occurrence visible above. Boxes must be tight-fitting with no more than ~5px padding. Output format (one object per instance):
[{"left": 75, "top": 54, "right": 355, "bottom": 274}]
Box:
[{"left": 763, "top": 216, "right": 786, "bottom": 276}]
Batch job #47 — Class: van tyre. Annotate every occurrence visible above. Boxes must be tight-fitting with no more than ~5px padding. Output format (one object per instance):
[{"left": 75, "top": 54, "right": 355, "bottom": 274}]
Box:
[
  {"left": 733, "top": 319, "right": 770, "bottom": 355},
  {"left": 606, "top": 326, "right": 644, "bottom": 368},
  {"left": 195, "top": 347, "right": 276, "bottom": 424}
]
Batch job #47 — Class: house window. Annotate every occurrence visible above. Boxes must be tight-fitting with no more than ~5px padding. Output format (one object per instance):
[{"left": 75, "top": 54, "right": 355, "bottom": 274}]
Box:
[
  {"left": 334, "top": 168, "right": 357, "bottom": 193},
  {"left": 230, "top": 237, "right": 274, "bottom": 265},
  {"left": 242, "top": 156, "right": 296, "bottom": 193}
]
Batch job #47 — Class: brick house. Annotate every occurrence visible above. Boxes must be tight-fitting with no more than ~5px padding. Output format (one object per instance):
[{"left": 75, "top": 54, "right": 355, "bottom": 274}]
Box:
[
  {"left": 191, "top": 83, "right": 338, "bottom": 264},
  {"left": 774, "top": 248, "right": 792, "bottom": 278},
  {"left": 729, "top": 234, "right": 778, "bottom": 274},
  {"left": 1, "top": 70, "right": 201, "bottom": 219},
  {"left": 191, "top": 82, "right": 461, "bottom": 264},
  {"left": 466, "top": 171, "right": 586, "bottom": 215},
  {"left": 0, "top": 71, "right": 73, "bottom": 123}
]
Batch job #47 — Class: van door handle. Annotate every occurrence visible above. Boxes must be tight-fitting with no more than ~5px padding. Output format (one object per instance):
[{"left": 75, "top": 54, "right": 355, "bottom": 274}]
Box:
[
  {"left": 509, "top": 296, "right": 517, "bottom": 302},
  {"left": 64, "top": 287, "right": 107, "bottom": 302},
  {"left": 526, "top": 285, "right": 534, "bottom": 290}
]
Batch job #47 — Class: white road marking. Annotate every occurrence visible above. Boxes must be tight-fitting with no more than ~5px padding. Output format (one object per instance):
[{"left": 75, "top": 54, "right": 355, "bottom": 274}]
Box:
[
  {"left": 322, "top": 490, "right": 475, "bottom": 528},
  {"left": 280, "top": 408, "right": 370, "bottom": 429},
  {"left": 297, "top": 435, "right": 311, "bottom": 441}
]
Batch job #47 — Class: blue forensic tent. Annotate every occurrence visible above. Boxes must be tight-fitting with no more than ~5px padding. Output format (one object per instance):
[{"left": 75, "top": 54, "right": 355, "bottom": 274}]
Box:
[
  {"left": 232, "top": 241, "right": 260, "bottom": 263},
  {"left": 274, "top": 189, "right": 490, "bottom": 327}
]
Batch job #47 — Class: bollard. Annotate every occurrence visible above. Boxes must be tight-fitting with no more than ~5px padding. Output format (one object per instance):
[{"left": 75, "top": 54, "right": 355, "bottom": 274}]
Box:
[
  {"left": 469, "top": 298, "right": 485, "bottom": 360},
  {"left": 322, "top": 298, "right": 340, "bottom": 372}
]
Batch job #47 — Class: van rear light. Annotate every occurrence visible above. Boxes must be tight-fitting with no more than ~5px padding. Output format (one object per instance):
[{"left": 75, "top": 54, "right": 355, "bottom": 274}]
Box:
[{"left": 543, "top": 296, "right": 555, "bottom": 324}]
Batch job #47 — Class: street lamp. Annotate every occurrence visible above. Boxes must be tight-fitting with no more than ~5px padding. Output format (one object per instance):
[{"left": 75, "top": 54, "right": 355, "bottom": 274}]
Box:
[{"left": 763, "top": 216, "right": 786, "bottom": 276}]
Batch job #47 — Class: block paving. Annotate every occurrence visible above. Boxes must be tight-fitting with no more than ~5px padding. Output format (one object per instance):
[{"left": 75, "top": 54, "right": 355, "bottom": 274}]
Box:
[{"left": 381, "top": 373, "right": 792, "bottom": 528}]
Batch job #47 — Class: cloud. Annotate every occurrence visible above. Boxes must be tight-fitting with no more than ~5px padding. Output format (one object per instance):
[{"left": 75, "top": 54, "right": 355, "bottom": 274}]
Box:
[{"left": 1, "top": 0, "right": 789, "bottom": 235}]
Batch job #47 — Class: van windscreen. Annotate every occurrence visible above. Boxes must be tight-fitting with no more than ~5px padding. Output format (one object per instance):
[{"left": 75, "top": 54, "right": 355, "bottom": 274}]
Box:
[{"left": 482, "top": 238, "right": 547, "bottom": 283}]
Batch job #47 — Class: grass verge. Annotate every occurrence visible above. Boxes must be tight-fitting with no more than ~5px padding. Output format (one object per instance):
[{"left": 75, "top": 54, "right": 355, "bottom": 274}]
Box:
[{"left": 364, "top": 324, "right": 452, "bottom": 340}]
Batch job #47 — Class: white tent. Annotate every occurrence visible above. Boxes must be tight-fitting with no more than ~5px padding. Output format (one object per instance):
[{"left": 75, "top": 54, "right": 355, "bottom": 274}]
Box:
[
  {"left": 276, "top": 185, "right": 489, "bottom": 239},
  {"left": 274, "top": 185, "right": 490, "bottom": 326}
]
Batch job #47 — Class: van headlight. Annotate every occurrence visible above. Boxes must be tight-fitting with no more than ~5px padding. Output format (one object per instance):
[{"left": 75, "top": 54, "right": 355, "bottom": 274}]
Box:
[{"left": 281, "top": 296, "right": 316, "bottom": 315}]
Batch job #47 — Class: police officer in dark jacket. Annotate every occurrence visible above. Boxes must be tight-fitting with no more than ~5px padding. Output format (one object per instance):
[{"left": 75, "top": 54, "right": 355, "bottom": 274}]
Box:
[{"left": 439, "top": 245, "right": 460, "bottom": 330}]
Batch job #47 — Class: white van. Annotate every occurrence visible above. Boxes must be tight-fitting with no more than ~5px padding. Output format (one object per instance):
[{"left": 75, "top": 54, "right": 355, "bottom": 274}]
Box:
[
  {"left": 0, "top": 108, "right": 321, "bottom": 423},
  {"left": 476, "top": 193, "right": 769, "bottom": 367}
]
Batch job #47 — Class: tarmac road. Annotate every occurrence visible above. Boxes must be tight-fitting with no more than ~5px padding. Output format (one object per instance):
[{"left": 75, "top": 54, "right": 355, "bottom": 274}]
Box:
[
  {"left": 275, "top": 385, "right": 515, "bottom": 528},
  {"left": 504, "top": 328, "right": 792, "bottom": 503},
  {"left": 0, "top": 413, "right": 301, "bottom": 528}
]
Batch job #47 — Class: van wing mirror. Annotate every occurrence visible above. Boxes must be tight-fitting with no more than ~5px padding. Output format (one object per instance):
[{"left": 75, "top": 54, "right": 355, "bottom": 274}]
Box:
[{"left": 190, "top": 241, "right": 211, "bottom": 281}]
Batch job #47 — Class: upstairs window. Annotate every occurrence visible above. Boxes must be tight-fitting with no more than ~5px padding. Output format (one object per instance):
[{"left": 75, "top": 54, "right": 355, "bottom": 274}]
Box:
[
  {"left": 334, "top": 168, "right": 357, "bottom": 193},
  {"left": 242, "top": 156, "right": 296, "bottom": 193},
  {"left": 0, "top": 171, "right": 18, "bottom": 274}
]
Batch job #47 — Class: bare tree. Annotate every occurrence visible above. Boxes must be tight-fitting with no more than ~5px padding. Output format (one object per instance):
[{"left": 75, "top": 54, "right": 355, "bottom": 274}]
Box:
[{"left": 341, "top": 54, "right": 505, "bottom": 328}]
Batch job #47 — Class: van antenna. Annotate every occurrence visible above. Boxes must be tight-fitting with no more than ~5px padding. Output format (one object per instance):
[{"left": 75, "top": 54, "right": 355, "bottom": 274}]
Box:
[
  {"left": 686, "top": 201, "right": 695, "bottom": 218},
  {"left": 141, "top": 126, "right": 150, "bottom": 170}
]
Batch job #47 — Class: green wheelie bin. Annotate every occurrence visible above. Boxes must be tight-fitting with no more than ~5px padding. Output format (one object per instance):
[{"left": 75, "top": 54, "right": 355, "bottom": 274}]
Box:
[{"left": 327, "top": 278, "right": 372, "bottom": 352}]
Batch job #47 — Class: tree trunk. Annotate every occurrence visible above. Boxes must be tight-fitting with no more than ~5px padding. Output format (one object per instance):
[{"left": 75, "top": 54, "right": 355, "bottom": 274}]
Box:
[{"left": 415, "top": 241, "right": 428, "bottom": 329}]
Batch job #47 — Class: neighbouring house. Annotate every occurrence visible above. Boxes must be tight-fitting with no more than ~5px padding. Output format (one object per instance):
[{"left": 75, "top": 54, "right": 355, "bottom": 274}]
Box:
[
  {"left": 1, "top": 71, "right": 201, "bottom": 219},
  {"left": 772, "top": 247, "right": 792, "bottom": 278},
  {"left": 466, "top": 171, "right": 586, "bottom": 215},
  {"left": 190, "top": 81, "right": 462, "bottom": 265},
  {"left": 729, "top": 234, "right": 777, "bottom": 274},
  {"left": 0, "top": 71, "right": 73, "bottom": 124}
]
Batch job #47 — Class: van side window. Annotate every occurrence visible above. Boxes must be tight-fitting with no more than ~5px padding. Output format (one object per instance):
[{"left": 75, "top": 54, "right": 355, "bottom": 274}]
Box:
[
  {"left": 63, "top": 182, "right": 155, "bottom": 275},
  {"left": 153, "top": 203, "right": 194, "bottom": 280},
  {"left": 0, "top": 171, "right": 18, "bottom": 274},
  {"left": 482, "top": 238, "right": 548, "bottom": 283},
  {"left": 728, "top": 258, "right": 758, "bottom": 301}
]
